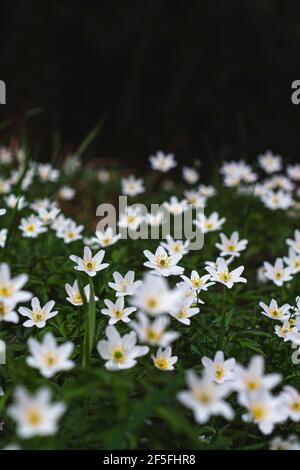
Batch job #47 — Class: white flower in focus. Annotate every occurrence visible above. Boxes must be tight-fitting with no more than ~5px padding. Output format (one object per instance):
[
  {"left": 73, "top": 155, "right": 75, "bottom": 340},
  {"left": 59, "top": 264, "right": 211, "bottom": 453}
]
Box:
[
  {"left": 19, "top": 297, "right": 58, "bottom": 328},
  {"left": 179, "top": 270, "right": 215, "bottom": 292},
  {"left": 19, "top": 215, "right": 47, "bottom": 238},
  {"left": 259, "top": 299, "right": 291, "bottom": 321},
  {"left": 91, "top": 227, "right": 121, "bottom": 248},
  {"left": 152, "top": 347, "right": 178, "bottom": 371},
  {"left": 263, "top": 258, "right": 293, "bottom": 286},
  {"left": 215, "top": 231, "right": 248, "bottom": 258},
  {"left": 169, "top": 297, "right": 200, "bottom": 325},
  {"left": 205, "top": 257, "right": 246, "bottom": 289},
  {"left": 160, "top": 234, "right": 189, "bottom": 256},
  {"left": 7, "top": 387, "right": 66, "bottom": 438},
  {"left": 201, "top": 351, "right": 236, "bottom": 384},
  {"left": 144, "top": 246, "right": 184, "bottom": 277},
  {"left": 149, "top": 151, "right": 177, "bottom": 172},
  {"left": 194, "top": 212, "right": 225, "bottom": 234},
  {"left": 97, "top": 325, "right": 149, "bottom": 370},
  {"left": 65, "top": 280, "right": 98, "bottom": 306},
  {"left": 101, "top": 297, "right": 136, "bottom": 325},
  {"left": 27, "top": 333, "right": 74, "bottom": 378},
  {"left": 70, "top": 246, "right": 109, "bottom": 277},
  {"left": 108, "top": 271, "right": 142, "bottom": 297},
  {"left": 177, "top": 371, "right": 233, "bottom": 423}
]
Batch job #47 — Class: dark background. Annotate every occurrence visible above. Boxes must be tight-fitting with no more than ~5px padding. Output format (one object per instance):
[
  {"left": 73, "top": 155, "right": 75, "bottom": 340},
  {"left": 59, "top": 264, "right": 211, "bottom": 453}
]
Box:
[{"left": 1, "top": 0, "right": 300, "bottom": 168}]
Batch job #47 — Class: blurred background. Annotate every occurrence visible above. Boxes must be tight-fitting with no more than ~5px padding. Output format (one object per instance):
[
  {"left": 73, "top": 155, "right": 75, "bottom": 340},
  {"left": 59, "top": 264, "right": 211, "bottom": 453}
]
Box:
[{"left": 0, "top": 0, "right": 300, "bottom": 169}]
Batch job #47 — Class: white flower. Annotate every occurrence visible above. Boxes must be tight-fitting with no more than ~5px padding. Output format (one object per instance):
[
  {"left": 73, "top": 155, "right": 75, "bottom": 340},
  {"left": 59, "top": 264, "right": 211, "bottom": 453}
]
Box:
[
  {"left": 144, "top": 246, "right": 184, "bottom": 277},
  {"left": 242, "top": 389, "right": 285, "bottom": 434},
  {"left": 270, "top": 435, "right": 300, "bottom": 450},
  {"left": 58, "top": 186, "right": 75, "bottom": 200},
  {"left": 262, "top": 190, "right": 293, "bottom": 210},
  {"left": 37, "top": 207, "right": 60, "bottom": 225},
  {"left": 0, "top": 263, "right": 32, "bottom": 305},
  {"left": 19, "top": 297, "right": 58, "bottom": 328},
  {"left": 149, "top": 151, "right": 177, "bottom": 172},
  {"left": 263, "top": 258, "right": 293, "bottom": 286},
  {"left": 70, "top": 246, "right": 109, "bottom": 277},
  {"left": 0, "top": 179, "right": 11, "bottom": 194},
  {"left": 97, "top": 325, "right": 149, "bottom": 370},
  {"left": 38, "top": 163, "right": 60, "bottom": 182},
  {"left": 108, "top": 271, "right": 142, "bottom": 297},
  {"left": 160, "top": 234, "right": 189, "bottom": 256},
  {"left": 118, "top": 206, "right": 144, "bottom": 231},
  {"left": 163, "top": 196, "right": 188, "bottom": 215},
  {"left": 122, "top": 175, "right": 145, "bottom": 196},
  {"left": 30, "top": 198, "right": 57, "bottom": 212},
  {"left": 19, "top": 215, "right": 47, "bottom": 238},
  {"left": 0, "top": 299, "right": 19, "bottom": 324},
  {"left": 7, "top": 387, "right": 66, "bottom": 438},
  {"left": 169, "top": 297, "right": 200, "bottom": 325},
  {"left": 146, "top": 210, "right": 165, "bottom": 226},
  {"left": 284, "top": 248, "right": 300, "bottom": 274},
  {"left": 182, "top": 167, "right": 199, "bottom": 184},
  {"left": 235, "top": 355, "right": 281, "bottom": 395},
  {"left": 184, "top": 190, "right": 205, "bottom": 208},
  {"left": 56, "top": 220, "right": 83, "bottom": 243},
  {"left": 194, "top": 212, "right": 225, "bottom": 233},
  {"left": 205, "top": 257, "right": 246, "bottom": 288},
  {"left": 258, "top": 151, "right": 282, "bottom": 174},
  {"left": 0, "top": 229, "right": 7, "bottom": 248},
  {"left": 274, "top": 319, "right": 297, "bottom": 340},
  {"left": 101, "top": 297, "right": 136, "bottom": 325},
  {"left": 131, "top": 312, "right": 179, "bottom": 347},
  {"left": 179, "top": 270, "right": 215, "bottom": 292},
  {"left": 130, "top": 273, "right": 181, "bottom": 315},
  {"left": 281, "top": 386, "right": 300, "bottom": 422},
  {"left": 201, "top": 351, "right": 235, "bottom": 384},
  {"left": 287, "top": 164, "right": 300, "bottom": 181},
  {"left": 0, "top": 208, "right": 6, "bottom": 216},
  {"left": 90, "top": 227, "right": 121, "bottom": 248},
  {"left": 178, "top": 371, "right": 233, "bottom": 423},
  {"left": 27, "top": 333, "right": 74, "bottom": 378},
  {"left": 152, "top": 347, "right": 178, "bottom": 371},
  {"left": 4, "top": 194, "right": 26, "bottom": 210},
  {"left": 287, "top": 229, "right": 300, "bottom": 254},
  {"left": 97, "top": 169, "right": 110, "bottom": 183},
  {"left": 259, "top": 299, "right": 291, "bottom": 321},
  {"left": 215, "top": 231, "right": 248, "bottom": 258},
  {"left": 198, "top": 185, "right": 216, "bottom": 198},
  {"left": 65, "top": 280, "right": 98, "bottom": 306}
]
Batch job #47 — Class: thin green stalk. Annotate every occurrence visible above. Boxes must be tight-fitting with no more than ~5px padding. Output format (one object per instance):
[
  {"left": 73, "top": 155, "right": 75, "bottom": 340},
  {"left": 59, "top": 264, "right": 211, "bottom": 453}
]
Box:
[{"left": 216, "top": 285, "right": 226, "bottom": 350}]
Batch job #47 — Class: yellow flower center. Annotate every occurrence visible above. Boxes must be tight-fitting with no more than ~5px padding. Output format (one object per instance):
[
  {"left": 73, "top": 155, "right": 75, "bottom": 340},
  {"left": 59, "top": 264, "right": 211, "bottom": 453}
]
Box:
[
  {"left": 172, "top": 243, "right": 181, "bottom": 253},
  {"left": 73, "top": 291, "right": 83, "bottom": 304},
  {"left": 226, "top": 244, "right": 236, "bottom": 251},
  {"left": 113, "top": 308, "right": 124, "bottom": 318},
  {"left": 275, "top": 271, "right": 283, "bottom": 280},
  {"left": 205, "top": 222, "right": 214, "bottom": 230},
  {"left": 67, "top": 231, "right": 75, "bottom": 239},
  {"left": 26, "top": 224, "right": 36, "bottom": 232},
  {"left": 214, "top": 364, "right": 225, "bottom": 381},
  {"left": 32, "top": 310, "right": 45, "bottom": 322},
  {"left": 155, "top": 254, "right": 170, "bottom": 268},
  {"left": 0, "top": 301, "right": 9, "bottom": 316},
  {"left": 191, "top": 277, "right": 203, "bottom": 288},
  {"left": 26, "top": 407, "right": 42, "bottom": 426},
  {"left": 270, "top": 308, "right": 281, "bottom": 318},
  {"left": 246, "top": 379, "right": 260, "bottom": 391},
  {"left": 127, "top": 215, "right": 136, "bottom": 224},
  {"left": 218, "top": 271, "right": 232, "bottom": 282},
  {"left": 290, "top": 400, "right": 300, "bottom": 412},
  {"left": 0, "top": 285, "right": 13, "bottom": 298},
  {"left": 195, "top": 390, "right": 212, "bottom": 404},
  {"left": 146, "top": 297, "right": 159, "bottom": 309},
  {"left": 155, "top": 357, "right": 169, "bottom": 370},
  {"left": 112, "top": 348, "right": 125, "bottom": 363},
  {"left": 44, "top": 351, "right": 58, "bottom": 367},
  {"left": 250, "top": 404, "right": 267, "bottom": 421},
  {"left": 146, "top": 328, "right": 162, "bottom": 343},
  {"left": 84, "top": 260, "right": 95, "bottom": 271}
]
